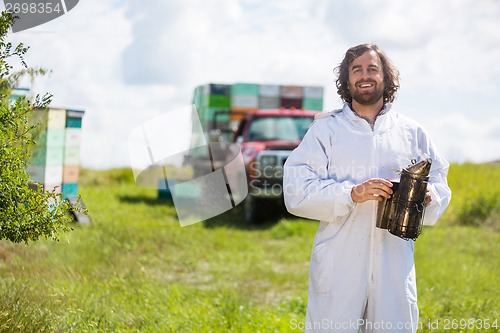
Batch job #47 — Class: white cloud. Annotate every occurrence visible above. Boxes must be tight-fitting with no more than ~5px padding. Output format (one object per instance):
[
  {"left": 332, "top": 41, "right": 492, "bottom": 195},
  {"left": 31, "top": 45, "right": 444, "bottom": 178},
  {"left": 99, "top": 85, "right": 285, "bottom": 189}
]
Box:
[
  {"left": 121, "top": 0, "right": 244, "bottom": 85},
  {"left": 426, "top": 113, "right": 500, "bottom": 163},
  {"left": 318, "top": 0, "right": 500, "bottom": 94}
]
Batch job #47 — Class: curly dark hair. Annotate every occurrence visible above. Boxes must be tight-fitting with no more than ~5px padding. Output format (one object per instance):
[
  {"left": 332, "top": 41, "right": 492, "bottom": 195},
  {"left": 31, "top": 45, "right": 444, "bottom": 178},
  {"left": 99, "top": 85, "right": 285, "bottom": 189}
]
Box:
[{"left": 334, "top": 44, "right": 400, "bottom": 103}]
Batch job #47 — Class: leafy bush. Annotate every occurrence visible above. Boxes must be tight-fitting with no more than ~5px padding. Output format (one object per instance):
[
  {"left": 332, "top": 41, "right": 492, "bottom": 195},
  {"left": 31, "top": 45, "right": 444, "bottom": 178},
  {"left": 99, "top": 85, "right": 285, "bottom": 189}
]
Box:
[{"left": 0, "top": 11, "right": 81, "bottom": 243}]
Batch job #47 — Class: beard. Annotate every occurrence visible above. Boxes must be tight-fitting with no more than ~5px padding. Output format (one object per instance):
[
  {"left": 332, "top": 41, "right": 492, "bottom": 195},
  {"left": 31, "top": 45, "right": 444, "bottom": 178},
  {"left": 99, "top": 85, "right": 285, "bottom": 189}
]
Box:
[{"left": 350, "top": 81, "right": 385, "bottom": 105}]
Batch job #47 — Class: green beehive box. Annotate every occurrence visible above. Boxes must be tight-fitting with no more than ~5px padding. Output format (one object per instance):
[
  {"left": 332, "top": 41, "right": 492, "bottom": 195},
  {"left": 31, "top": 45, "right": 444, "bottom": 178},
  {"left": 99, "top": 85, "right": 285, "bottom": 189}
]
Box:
[
  {"left": 66, "top": 109, "right": 84, "bottom": 128},
  {"left": 172, "top": 181, "right": 201, "bottom": 199},
  {"left": 302, "top": 98, "right": 323, "bottom": 111},
  {"left": 203, "top": 94, "right": 231, "bottom": 108},
  {"left": 157, "top": 178, "right": 182, "bottom": 201},
  {"left": 46, "top": 128, "right": 66, "bottom": 146},
  {"left": 66, "top": 117, "right": 82, "bottom": 128},
  {"left": 231, "top": 83, "right": 259, "bottom": 95},
  {"left": 45, "top": 146, "right": 65, "bottom": 166},
  {"left": 62, "top": 182, "right": 78, "bottom": 199},
  {"left": 64, "top": 146, "right": 80, "bottom": 165}
]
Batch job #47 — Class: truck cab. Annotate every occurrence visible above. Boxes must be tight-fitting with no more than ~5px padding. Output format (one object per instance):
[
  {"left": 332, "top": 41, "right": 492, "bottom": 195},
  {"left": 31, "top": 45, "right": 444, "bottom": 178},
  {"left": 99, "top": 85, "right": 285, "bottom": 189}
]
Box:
[
  {"left": 187, "top": 82, "right": 323, "bottom": 223},
  {"left": 232, "top": 109, "right": 318, "bottom": 222}
]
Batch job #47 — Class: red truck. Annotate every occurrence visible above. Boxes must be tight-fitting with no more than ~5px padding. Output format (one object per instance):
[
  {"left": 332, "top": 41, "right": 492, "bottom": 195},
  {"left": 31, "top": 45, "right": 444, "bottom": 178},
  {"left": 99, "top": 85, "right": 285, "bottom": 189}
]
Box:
[
  {"left": 186, "top": 83, "right": 322, "bottom": 223},
  {"left": 233, "top": 109, "right": 318, "bottom": 222}
]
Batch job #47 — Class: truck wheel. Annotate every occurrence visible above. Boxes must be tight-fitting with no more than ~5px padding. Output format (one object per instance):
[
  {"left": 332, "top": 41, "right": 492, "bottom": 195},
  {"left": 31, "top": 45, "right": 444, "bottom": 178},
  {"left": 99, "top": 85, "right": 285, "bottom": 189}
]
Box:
[{"left": 244, "top": 194, "right": 262, "bottom": 224}]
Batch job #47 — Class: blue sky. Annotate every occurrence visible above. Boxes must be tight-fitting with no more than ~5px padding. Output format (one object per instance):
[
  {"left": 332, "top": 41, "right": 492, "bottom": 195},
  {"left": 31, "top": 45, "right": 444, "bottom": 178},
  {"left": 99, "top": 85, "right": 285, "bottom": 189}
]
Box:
[{"left": 6, "top": 0, "right": 500, "bottom": 168}]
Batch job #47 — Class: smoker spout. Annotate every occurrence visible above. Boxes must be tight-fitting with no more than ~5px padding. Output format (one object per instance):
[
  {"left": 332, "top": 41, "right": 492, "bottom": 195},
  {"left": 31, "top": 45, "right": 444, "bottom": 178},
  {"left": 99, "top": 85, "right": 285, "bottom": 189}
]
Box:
[{"left": 405, "top": 158, "right": 432, "bottom": 176}]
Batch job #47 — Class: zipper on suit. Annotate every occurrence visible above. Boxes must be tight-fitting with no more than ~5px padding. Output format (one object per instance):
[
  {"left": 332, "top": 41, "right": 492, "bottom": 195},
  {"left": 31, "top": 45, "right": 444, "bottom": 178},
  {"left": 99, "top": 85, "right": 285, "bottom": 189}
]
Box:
[{"left": 369, "top": 130, "right": 378, "bottom": 285}]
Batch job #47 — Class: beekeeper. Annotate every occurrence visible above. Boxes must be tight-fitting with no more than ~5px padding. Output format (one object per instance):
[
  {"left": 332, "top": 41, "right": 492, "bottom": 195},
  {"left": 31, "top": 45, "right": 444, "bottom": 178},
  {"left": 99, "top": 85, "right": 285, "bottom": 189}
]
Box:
[{"left": 283, "top": 44, "right": 451, "bottom": 332}]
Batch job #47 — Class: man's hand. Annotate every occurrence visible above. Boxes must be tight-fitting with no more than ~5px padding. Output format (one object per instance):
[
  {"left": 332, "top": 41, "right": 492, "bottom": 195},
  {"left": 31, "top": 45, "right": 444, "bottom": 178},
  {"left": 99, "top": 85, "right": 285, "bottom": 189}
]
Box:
[
  {"left": 425, "top": 189, "right": 432, "bottom": 206},
  {"left": 351, "top": 178, "right": 393, "bottom": 203}
]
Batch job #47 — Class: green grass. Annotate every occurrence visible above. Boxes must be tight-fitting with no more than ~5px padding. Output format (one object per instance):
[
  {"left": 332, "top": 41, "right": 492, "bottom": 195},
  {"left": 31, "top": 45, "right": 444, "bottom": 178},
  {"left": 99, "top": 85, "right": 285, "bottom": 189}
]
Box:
[
  {"left": 415, "top": 227, "right": 499, "bottom": 332},
  {"left": 0, "top": 164, "right": 498, "bottom": 332},
  {"left": 443, "top": 163, "right": 500, "bottom": 229}
]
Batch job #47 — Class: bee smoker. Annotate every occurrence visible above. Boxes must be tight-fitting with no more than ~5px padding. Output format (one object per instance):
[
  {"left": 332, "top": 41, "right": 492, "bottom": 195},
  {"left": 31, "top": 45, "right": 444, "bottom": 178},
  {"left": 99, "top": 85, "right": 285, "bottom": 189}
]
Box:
[{"left": 376, "top": 158, "right": 432, "bottom": 240}]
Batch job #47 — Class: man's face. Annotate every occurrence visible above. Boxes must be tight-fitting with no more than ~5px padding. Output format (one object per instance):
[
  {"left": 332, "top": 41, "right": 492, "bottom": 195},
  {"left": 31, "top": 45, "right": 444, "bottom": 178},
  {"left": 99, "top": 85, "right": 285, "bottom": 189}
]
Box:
[{"left": 348, "top": 50, "right": 385, "bottom": 105}]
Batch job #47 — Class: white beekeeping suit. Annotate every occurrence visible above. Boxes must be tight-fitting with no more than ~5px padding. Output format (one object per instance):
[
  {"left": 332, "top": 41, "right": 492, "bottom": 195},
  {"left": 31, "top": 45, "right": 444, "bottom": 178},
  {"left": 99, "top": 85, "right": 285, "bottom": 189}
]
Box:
[{"left": 283, "top": 103, "right": 451, "bottom": 333}]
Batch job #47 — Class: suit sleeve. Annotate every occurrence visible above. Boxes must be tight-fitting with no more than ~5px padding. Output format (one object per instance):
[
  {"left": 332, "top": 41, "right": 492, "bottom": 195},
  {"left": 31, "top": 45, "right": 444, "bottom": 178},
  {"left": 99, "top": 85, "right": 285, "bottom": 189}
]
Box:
[
  {"left": 417, "top": 128, "right": 452, "bottom": 226},
  {"left": 283, "top": 119, "right": 356, "bottom": 223}
]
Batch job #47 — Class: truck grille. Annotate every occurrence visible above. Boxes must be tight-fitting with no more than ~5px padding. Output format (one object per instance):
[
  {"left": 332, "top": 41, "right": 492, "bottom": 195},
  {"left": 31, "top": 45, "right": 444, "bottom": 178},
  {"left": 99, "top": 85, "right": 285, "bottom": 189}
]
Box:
[{"left": 256, "top": 151, "right": 290, "bottom": 179}]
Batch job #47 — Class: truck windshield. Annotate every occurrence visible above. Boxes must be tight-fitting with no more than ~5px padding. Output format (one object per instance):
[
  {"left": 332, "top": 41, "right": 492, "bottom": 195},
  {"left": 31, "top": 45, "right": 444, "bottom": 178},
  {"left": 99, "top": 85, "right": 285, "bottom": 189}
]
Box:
[{"left": 247, "top": 116, "right": 314, "bottom": 141}]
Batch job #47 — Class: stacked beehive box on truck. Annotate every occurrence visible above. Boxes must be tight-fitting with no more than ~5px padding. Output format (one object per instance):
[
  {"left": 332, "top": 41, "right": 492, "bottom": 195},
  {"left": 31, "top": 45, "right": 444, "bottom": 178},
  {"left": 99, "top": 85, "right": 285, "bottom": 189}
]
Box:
[
  {"left": 193, "top": 83, "right": 323, "bottom": 132},
  {"left": 188, "top": 82, "right": 323, "bottom": 223}
]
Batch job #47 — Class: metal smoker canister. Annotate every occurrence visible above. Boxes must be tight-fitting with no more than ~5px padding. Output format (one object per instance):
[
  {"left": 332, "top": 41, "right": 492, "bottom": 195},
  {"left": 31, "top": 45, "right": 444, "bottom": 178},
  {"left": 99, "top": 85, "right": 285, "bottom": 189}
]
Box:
[{"left": 376, "top": 158, "right": 432, "bottom": 240}]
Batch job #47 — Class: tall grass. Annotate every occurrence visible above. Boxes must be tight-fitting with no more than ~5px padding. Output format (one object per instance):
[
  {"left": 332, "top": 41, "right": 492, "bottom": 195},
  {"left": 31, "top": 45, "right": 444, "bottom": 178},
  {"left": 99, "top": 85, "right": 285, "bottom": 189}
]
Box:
[
  {"left": 0, "top": 280, "right": 54, "bottom": 333},
  {"left": 0, "top": 164, "right": 498, "bottom": 332}
]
